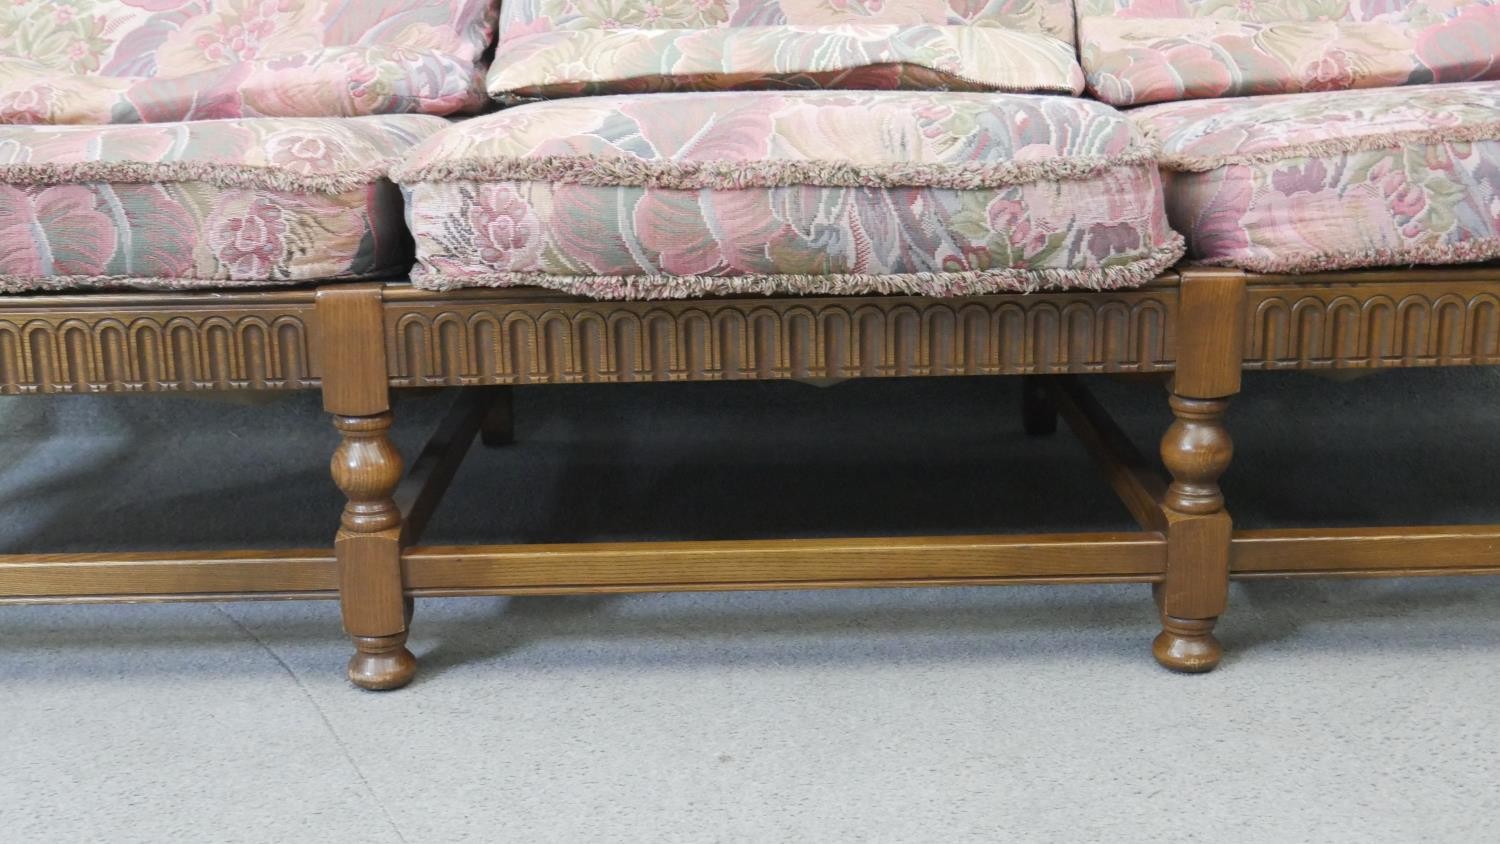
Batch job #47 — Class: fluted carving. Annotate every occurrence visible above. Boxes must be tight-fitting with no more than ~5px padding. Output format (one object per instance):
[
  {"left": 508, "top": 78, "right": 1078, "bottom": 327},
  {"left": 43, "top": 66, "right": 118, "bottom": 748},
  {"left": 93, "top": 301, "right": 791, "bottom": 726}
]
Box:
[
  {"left": 13, "top": 281, "right": 1500, "bottom": 396},
  {"left": 381, "top": 291, "right": 1178, "bottom": 386},
  {"left": 1244, "top": 286, "right": 1500, "bottom": 369},
  {"left": 0, "top": 304, "right": 317, "bottom": 394}
]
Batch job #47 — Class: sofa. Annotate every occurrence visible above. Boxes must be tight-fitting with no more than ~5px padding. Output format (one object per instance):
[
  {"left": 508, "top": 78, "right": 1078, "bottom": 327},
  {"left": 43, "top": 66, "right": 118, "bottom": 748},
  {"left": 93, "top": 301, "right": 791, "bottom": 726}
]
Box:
[{"left": 1, "top": 0, "right": 1496, "bottom": 690}]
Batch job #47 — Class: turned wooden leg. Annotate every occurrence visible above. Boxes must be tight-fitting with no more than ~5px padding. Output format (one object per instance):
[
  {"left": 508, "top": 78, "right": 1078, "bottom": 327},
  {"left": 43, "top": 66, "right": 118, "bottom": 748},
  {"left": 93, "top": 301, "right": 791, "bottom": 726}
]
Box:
[
  {"left": 1153, "top": 269, "right": 1244, "bottom": 674},
  {"left": 480, "top": 386, "right": 515, "bottom": 447},
  {"left": 1021, "top": 376, "right": 1058, "bottom": 436},
  {"left": 318, "top": 285, "right": 416, "bottom": 690},
  {"left": 1154, "top": 393, "right": 1233, "bottom": 672},
  {"left": 332, "top": 412, "right": 414, "bottom": 690}
]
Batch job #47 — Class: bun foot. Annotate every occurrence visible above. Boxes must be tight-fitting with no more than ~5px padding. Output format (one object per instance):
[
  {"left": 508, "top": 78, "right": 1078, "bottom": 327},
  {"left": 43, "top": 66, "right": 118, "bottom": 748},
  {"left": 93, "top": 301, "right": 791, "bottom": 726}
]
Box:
[
  {"left": 1153, "top": 616, "right": 1222, "bottom": 673},
  {"left": 348, "top": 634, "right": 417, "bottom": 690}
]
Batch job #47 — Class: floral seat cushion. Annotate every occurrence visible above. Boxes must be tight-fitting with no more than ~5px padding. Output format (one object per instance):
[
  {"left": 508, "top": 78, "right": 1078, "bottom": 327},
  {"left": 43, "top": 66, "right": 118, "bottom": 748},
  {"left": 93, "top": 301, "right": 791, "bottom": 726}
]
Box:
[
  {"left": 488, "top": 0, "right": 1084, "bottom": 100},
  {"left": 394, "top": 90, "right": 1183, "bottom": 300},
  {"left": 1078, "top": 0, "right": 1500, "bottom": 106},
  {"left": 0, "top": 1, "right": 498, "bottom": 123},
  {"left": 1134, "top": 81, "right": 1500, "bottom": 274},
  {"left": 0, "top": 115, "right": 446, "bottom": 292}
]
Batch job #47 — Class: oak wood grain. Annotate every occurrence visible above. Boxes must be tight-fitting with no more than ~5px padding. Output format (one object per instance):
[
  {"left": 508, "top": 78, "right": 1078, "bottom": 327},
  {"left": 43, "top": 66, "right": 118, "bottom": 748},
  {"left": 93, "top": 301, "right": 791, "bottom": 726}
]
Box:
[
  {"left": 1173, "top": 268, "right": 1246, "bottom": 399},
  {"left": 402, "top": 533, "right": 1167, "bottom": 592},
  {"left": 318, "top": 284, "right": 415, "bottom": 689},
  {"left": 0, "top": 290, "right": 320, "bottom": 394},
  {"left": 316, "top": 284, "right": 389, "bottom": 416},
  {"left": 0, "top": 549, "right": 335, "bottom": 599},
  {"left": 378, "top": 282, "right": 1183, "bottom": 386},
  {"left": 1231, "top": 526, "right": 1500, "bottom": 574}
]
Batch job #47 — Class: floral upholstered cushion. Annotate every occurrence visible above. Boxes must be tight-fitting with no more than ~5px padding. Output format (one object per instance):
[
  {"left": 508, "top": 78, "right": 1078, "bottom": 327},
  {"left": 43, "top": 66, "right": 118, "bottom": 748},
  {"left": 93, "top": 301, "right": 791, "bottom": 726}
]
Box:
[
  {"left": 488, "top": 0, "right": 1084, "bottom": 100},
  {"left": 1134, "top": 81, "right": 1500, "bottom": 274},
  {"left": 394, "top": 91, "right": 1183, "bottom": 300},
  {"left": 0, "top": 115, "right": 446, "bottom": 292},
  {"left": 1078, "top": 0, "right": 1500, "bottom": 106},
  {"left": 0, "top": 1, "right": 499, "bottom": 123}
]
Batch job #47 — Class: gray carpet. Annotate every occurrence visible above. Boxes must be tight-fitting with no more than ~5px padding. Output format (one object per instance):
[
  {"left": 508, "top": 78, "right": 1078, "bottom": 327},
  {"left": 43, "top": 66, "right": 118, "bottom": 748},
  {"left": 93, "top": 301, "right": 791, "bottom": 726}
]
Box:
[{"left": 2, "top": 370, "right": 1498, "bottom": 842}]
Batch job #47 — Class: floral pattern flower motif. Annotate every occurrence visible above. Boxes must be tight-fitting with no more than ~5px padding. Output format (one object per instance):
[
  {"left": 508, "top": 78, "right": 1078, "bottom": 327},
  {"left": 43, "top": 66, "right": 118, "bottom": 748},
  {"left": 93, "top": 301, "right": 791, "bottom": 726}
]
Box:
[
  {"left": 501, "top": 0, "right": 1075, "bottom": 41},
  {"left": 0, "top": 0, "right": 499, "bottom": 123},
  {"left": 266, "top": 130, "right": 349, "bottom": 175},
  {"left": 1135, "top": 81, "right": 1500, "bottom": 273},
  {"left": 1078, "top": 0, "right": 1500, "bottom": 106},
  {"left": 208, "top": 194, "right": 290, "bottom": 278},
  {"left": 0, "top": 114, "right": 447, "bottom": 292},
  {"left": 398, "top": 90, "right": 1183, "bottom": 300},
  {"left": 0, "top": 86, "right": 60, "bottom": 125},
  {"left": 0, "top": 184, "right": 114, "bottom": 276},
  {"left": 468, "top": 184, "right": 545, "bottom": 271},
  {"left": 490, "top": 0, "right": 1082, "bottom": 100}
]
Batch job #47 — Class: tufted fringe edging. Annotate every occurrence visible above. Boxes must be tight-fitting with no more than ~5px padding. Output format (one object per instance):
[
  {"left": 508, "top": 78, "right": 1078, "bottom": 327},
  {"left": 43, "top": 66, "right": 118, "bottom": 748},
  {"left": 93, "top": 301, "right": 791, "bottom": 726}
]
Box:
[
  {"left": 1201, "top": 237, "right": 1500, "bottom": 275},
  {"left": 0, "top": 267, "right": 408, "bottom": 295},
  {"left": 1156, "top": 123, "right": 1500, "bottom": 172},
  {"left": 393, "top": 148, "right": 1162, "bottom": 189},
  {"left": 0, "top": 160, "right": 403, "bottom": 193},
  {"left": 409, "top": 236, "right": 1185, "bottom": 301}
]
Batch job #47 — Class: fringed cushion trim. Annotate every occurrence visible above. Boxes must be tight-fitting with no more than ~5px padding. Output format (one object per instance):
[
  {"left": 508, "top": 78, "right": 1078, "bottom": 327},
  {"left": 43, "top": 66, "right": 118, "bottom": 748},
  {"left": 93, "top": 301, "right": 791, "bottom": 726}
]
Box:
[
  {"left": 1198, "top": 237, "right": 1500, "bottom": 275},
  {"left": 410, "top": 237, "right": 1184, "bottom": 301},
  {"left": 0, "top": 160, "right": 402, "bottom": 194},
  {"left": 1158, "top": 123, "right": 1500, "bottom": 172},
  {"left": 392, "top": 149, "right": 1161, "bottom": 189},
  {"left": 0, "top": 267, "right": 406, "bottom": 295}
]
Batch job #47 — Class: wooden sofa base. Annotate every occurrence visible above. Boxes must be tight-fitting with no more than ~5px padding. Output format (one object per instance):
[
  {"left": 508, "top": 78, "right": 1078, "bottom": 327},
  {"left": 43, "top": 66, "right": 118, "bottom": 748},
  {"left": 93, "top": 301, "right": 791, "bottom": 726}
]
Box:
[
  {"left": 3, "top": 266, "right": 1498, "bottom": 688},
  {"left": 315, "top": 274, "right": 1244, "bottom": 688}
]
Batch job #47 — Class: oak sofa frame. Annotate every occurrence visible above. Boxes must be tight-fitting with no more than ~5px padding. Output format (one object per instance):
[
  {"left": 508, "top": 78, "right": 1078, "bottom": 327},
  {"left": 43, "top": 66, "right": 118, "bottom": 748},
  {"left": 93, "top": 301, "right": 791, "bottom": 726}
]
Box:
[{"left": 4, "top": 266, "right": 1499, "bottom": 689}]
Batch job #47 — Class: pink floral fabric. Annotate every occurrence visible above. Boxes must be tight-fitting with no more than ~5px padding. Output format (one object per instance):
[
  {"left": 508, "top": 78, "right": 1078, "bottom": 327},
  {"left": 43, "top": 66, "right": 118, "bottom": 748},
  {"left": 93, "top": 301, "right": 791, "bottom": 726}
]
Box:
[
  {"left": 489, "top": 0, "right": 1082, "bottom": 100},
  {"left": 396, "top": 91, "right": 1183, "bottom": 300},
  {"left": 1134, "top": 82, "right": 1500, "bottom": 273},
  {"left": 0, "top": 115, "right": 446, "bottom": 292},
  {"left": 1078, "top": 0, "right": 1500, "bottom": 106},
  {"left": 0, "top": 1, "right": 498, "bottom": 123}
]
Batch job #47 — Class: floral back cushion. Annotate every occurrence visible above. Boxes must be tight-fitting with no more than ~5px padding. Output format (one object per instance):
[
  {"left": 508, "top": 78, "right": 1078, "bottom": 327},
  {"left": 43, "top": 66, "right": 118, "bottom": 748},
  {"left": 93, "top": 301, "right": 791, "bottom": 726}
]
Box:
[
  {"left": 0, "top": 0, "right": 499, "bottom": 124},
  {"left": 1078, "top": 0, "right": 1500, "bottom": 106},
  {"left": 488, "top": 0, "right": 1084, "bottom": 101}
]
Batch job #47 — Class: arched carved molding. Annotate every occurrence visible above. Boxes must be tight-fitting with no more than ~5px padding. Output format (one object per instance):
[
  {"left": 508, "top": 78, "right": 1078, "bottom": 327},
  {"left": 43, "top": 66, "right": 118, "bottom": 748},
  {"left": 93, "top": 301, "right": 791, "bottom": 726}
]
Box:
[
  {"left": 0, "top": 297, "right": 318, "bottom": 395},
  {"left": 382, "top": 291, "right": 1181, "bottom": 386}
]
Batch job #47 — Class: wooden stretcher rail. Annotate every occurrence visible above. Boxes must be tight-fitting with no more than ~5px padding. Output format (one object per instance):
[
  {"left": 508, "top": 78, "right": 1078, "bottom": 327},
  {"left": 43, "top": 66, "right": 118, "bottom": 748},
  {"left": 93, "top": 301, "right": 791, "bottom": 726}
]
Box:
[
  {"left": 399, "top": 533, "right": 1168, "bottom": 594},
  {"left": 1230, "top": 526, "right": 1500, "bottom": 577},
  {"left": 0, "top": 549, "right": 337, "bottom": 603},
  {"left": 1046, "top": 375, "right": 1168, "bottom": 532},
  {"left": 5, "top": 525, "right": 1500, "bottom": 604}
]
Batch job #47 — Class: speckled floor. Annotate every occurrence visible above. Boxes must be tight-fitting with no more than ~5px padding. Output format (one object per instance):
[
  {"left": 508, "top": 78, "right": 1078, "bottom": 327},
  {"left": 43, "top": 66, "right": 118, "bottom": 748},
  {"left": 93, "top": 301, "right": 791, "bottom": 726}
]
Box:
[{"left": 2, "top": 370, "right": 1498, "bottom": 842}]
